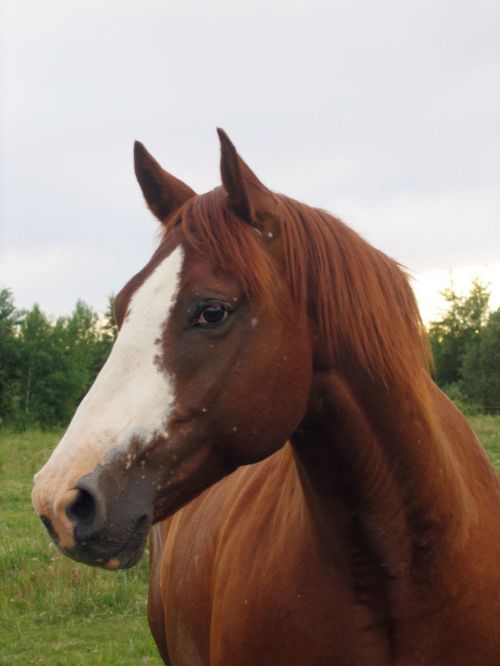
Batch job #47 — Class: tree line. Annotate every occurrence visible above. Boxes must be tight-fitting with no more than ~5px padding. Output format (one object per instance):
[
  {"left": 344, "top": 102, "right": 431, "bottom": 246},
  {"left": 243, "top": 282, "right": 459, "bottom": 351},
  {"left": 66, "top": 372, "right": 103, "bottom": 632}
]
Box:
[
  {"left": 428, "top": 279, "right": 500, "bottom": 414},
  {"left": 0, "top": 289, "right": 117, "bottom": 429},
  {"left": 0, "top": 280, "right": 499, "bottom": 430}
]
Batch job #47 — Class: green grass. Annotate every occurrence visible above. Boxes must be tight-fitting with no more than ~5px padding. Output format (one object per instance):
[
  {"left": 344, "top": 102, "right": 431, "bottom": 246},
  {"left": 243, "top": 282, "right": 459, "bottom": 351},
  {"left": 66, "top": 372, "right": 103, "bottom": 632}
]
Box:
[
  {"left": 0, "top": 430, "right": 161, "bottom": 665},
  {"left": 467, "top": 414, "right": 500, "bottom": 474},
  {"left": 1, "top": 417, "right": 499, "bottom": 664}
]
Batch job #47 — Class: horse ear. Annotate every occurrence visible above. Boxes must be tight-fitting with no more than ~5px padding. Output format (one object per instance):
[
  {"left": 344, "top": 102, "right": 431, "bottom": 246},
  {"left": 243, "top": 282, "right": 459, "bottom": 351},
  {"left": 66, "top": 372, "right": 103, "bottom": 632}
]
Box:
[
  {"left": 217, "top": 128, "right": 273, "bottom": 231},
  {"left": 134, "top": 141, "right": 196, "bottom": 223}
]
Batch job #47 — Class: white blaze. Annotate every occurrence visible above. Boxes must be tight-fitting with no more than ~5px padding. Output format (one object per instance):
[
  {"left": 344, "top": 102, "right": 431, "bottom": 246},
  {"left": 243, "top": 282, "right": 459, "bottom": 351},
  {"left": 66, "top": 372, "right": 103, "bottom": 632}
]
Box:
[{"left": 32, "top": 246, "right": 185, "bottom": 532}]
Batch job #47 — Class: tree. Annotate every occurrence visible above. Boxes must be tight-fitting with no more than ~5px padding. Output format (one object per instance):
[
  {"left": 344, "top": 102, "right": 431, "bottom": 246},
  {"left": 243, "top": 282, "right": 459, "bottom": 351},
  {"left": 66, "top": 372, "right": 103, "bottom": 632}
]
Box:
[
  {"left": 461, "top": 308, "right": 500, "bottom": 411},
  {"left": 93, "top": 294, "right": 117, "bottom": 374},
  {"left": 428, "top": 279, "right": 490, "bottom": 388},
  {"left": 48, "top": 300, "right": 110, "bottom": 425},
  {"left": 0, "top": 289, "right": 22, "bottom": 424},
  {"left": 16, "top": 304, "right": 58, "bottom": 427},
  {"left": 0, "top": 291, "right": 120, "bottom": 429}
]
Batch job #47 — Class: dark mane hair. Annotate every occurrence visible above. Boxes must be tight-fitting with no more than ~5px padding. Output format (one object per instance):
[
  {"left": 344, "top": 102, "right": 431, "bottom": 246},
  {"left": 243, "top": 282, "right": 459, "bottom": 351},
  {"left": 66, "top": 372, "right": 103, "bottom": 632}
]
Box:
[{"left": 164, "top": 187, "right": 431, "bottom": 390}]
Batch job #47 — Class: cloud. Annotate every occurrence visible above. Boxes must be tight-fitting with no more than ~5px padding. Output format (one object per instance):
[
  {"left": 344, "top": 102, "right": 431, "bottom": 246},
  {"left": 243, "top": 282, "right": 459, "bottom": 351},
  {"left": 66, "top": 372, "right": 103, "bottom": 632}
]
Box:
[{"left": 1, "top": 0, "right": 499, "bottom": 315}]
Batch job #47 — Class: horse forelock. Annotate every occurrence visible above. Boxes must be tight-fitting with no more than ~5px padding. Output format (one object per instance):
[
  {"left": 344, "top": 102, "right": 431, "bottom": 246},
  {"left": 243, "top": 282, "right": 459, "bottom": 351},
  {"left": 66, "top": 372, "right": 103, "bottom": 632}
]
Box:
[
  {"left": 161, "top": 187, "right": 279, "bottom": 311},
  {"left": 162, "top": 187, "right": 431, "bottom": 394}
]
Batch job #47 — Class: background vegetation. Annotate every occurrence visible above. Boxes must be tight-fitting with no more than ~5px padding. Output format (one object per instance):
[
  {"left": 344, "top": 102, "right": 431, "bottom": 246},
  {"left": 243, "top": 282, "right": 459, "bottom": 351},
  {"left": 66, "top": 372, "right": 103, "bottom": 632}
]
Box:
[
  {"left": 0, "top": 280, "right": 499, "bottom": 663},
  {"left": 0, "top": 289, "right": 117, "bottom": 430},
  {"left": 427, "top": 279, "right": 500, "bottom": 414}
]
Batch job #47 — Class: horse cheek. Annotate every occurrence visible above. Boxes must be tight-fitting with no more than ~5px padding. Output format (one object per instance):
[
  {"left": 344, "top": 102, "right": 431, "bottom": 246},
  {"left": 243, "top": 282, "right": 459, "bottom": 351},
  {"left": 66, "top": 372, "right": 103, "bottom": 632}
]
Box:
[{"left": 233, "top": 329, "right": 313, "bottom": 462}]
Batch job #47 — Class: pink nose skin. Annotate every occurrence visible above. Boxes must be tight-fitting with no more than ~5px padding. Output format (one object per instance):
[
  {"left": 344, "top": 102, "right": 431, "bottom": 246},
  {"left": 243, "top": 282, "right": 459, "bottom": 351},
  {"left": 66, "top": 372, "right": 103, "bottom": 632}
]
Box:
[{"left": 31, "top": 476, "right": 79, "bottom": 550}]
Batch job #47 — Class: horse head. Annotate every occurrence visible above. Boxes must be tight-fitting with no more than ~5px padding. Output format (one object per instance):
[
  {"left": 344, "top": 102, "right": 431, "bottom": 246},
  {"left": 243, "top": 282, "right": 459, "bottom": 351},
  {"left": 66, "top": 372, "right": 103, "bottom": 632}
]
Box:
[{"left": 31, "top": 130, "right": 313, "bottom": 569}]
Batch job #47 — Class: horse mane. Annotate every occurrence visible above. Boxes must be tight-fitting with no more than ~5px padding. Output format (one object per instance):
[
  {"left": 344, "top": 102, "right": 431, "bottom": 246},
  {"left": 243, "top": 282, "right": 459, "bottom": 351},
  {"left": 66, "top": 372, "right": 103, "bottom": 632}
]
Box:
[{"left": 164, "top": 187, "right": 431, "bottom": 391}]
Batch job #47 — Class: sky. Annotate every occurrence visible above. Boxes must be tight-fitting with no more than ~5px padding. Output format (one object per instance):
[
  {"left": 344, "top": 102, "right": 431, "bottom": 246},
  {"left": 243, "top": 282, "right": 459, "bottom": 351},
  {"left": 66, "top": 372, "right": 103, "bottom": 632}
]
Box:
[{"left": 1, "top": 0, "right": 499, "bottom": 324}]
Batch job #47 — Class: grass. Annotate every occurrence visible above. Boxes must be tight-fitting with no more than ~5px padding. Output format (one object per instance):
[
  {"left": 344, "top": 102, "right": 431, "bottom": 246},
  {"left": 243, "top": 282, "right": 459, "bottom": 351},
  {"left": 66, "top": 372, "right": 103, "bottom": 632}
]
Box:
[
  {"left": 1, "top": 416, "right": 499, "bottom": 664},
  {"left": 0, "top": 430, "right": 161, "bottom": 665},
  {"left": 467, "top": 414, "right": 500, "bottom": 473}
]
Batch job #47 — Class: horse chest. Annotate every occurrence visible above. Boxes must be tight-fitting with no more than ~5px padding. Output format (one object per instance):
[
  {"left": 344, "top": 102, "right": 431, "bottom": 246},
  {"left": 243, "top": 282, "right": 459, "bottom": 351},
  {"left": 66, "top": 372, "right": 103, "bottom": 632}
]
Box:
[
  {"left": 151, "top": 464, "right": 393, "bottom": 666},
  {"left": 160, "top": 550, "right": 392, "bottom": 666}
]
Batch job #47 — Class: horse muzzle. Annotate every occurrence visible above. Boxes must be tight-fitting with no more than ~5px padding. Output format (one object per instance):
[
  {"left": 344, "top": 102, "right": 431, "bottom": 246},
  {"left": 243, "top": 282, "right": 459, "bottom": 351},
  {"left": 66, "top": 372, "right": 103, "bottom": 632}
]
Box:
[{"left": 33, "top": 466, "right": 154, "bottom": 569}]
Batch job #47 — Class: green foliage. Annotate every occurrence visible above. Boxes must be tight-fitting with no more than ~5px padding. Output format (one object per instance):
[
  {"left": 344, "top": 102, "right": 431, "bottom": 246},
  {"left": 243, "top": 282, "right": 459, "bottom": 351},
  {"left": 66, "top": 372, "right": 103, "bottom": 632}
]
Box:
[
  {"left": 0, "top": 289, "right": 22, "bottom": 425},
  {"left": 0, "top": 292, "right": 117, "bottom": 430},
  {"left": 461, "top": 308, "right": 500, "bottom": 411},
  {"left": 429, "top": 280, "right": 500, "bottom": 412},
  {"left": 428, "top": 279, "right": 490, "bottom": 387}
]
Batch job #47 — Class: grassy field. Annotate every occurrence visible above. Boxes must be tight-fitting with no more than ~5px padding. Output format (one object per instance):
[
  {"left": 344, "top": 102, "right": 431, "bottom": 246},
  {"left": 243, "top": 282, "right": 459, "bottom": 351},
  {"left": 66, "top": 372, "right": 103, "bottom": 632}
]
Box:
[
  {"left": 467, "top": 414, "right": 500, "bottom": 473},
  {"left": 0, "top": 430, "right": 161, "bottom": 665},
  {"left": 1, "top": 417, "right": 499, "bottom": 664}
]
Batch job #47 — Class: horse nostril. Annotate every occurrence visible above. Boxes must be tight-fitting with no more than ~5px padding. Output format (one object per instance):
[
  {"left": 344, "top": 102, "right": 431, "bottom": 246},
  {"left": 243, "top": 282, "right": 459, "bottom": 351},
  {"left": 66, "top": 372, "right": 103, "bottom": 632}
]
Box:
[
  {"left": 40, "top": 515, "right": 59, "bottom": 543},
  {"left": 136, "top": 515, "right": 149, "bottom": 532},
  {"left": 67, "top": 488, "right": 96, "bottom": 526}
]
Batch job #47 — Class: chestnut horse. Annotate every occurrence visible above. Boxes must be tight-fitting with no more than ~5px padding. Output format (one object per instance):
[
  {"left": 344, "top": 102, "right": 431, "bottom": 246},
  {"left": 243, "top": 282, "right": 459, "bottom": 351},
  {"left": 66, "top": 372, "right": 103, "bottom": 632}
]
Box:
[{"left": 33, "top": 130, "right": 500, "bottom": 665}]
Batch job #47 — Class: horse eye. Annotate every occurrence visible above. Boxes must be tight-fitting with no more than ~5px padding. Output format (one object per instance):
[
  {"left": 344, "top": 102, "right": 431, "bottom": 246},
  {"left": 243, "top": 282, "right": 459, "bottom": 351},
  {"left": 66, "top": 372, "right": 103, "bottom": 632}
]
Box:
[{"left": 196, "top": 303, "right": 229, "bottom": 327}]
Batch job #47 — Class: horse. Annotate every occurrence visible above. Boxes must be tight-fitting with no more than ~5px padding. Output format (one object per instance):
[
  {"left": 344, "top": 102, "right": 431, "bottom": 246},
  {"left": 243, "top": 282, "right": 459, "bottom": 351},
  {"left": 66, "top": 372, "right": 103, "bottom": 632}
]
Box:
[{"left": 32, "top": 129, "right": 500, "bottom": 665}]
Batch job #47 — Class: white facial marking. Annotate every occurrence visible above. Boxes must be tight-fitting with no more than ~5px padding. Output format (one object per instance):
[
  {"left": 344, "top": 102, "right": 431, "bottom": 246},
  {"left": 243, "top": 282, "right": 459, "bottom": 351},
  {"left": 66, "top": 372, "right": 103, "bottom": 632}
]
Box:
[{"left": 32, "top": 246, "right": 185, "bottom": 531}]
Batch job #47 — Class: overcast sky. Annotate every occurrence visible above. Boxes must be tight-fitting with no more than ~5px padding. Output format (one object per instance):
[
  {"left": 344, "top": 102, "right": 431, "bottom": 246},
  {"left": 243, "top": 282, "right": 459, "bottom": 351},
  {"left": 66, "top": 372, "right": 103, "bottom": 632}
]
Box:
[{"left": 1, "top": 0, "right": 499, "bottom": 323}]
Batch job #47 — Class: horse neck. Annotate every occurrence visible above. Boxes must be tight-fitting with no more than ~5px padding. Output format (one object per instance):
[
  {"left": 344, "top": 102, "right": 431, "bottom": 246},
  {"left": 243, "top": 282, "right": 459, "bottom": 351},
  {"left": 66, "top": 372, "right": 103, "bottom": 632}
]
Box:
[{"left": 291, "top": 363, "right": 481, "bottom": 598}]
